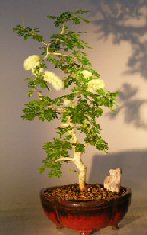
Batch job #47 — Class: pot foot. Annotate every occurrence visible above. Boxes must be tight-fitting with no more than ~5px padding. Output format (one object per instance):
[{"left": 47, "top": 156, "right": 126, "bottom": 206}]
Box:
[
  {"left": 56, "top": 224, "right": 64, "bottom": 229},
  {"left": 112, "top": 224, "right": 119, "bottom": 230},
  {"left": 80, "top": 232, "right": 92, "bottom": 235}
]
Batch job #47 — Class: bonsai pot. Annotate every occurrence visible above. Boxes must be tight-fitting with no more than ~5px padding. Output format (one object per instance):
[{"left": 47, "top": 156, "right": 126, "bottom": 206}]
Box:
[{"left": 40, "top": 184, "right": 131, "bottom": 235}]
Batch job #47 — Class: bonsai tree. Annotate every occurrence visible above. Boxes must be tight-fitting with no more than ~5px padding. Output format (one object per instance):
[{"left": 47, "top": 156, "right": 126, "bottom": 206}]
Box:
[{"left": 13, "top": 10, "right": 118, "bottom": 192}]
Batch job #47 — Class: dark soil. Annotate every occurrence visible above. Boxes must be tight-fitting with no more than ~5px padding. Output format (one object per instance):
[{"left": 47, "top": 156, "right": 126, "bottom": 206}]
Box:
[{"left": 44, "top": 184, "right": 126, "bottom": 201}]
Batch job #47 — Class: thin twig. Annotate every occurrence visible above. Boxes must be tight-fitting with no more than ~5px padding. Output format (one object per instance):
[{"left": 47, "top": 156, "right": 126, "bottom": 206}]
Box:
[{"left": 55, "top": 157, "right": 74, "bottom": 162}]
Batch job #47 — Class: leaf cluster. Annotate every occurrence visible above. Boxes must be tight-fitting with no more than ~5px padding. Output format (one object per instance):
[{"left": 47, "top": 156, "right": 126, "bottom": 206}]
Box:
[
  {"left": 50, "top": 31, "right": 89, "bottom": 52},
  {"left": 13, "top": 25, "right": 44, "bottom": 42},
  {"left": 39, "top": 138, "right": 72, "bottom": 177},
  {"left": 22, "top": 97, "right": 58, "bottom": 121},
  {"left": 48, "top": 9, "right": 90, "bottom": 27}
]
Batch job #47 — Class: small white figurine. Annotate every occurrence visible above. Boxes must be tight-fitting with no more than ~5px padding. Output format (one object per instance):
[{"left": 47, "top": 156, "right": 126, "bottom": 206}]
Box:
[{"left": 103, "top": 168, "right": 122, "bottom": 193}]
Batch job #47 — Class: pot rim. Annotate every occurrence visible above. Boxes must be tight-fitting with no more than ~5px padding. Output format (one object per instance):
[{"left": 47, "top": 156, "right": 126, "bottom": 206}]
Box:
[{"left": 40, "top": 183, "right": 131, "bottom": 208}]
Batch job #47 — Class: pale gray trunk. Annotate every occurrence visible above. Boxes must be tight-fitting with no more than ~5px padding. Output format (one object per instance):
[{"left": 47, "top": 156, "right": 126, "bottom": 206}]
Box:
[{"left": 73, "top": 151, "right": 87, "bottom": 192}]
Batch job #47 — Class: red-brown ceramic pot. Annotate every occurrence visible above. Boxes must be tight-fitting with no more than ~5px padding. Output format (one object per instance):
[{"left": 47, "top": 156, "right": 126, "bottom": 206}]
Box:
[{"left": 40, "top": 184, "right": 131, "bottom": 235}]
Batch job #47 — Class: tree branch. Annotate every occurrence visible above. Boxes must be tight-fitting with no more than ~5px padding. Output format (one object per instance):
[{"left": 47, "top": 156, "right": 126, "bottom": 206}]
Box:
[{"left": 55, "top": 157, "right": 74, "bottom": 162}]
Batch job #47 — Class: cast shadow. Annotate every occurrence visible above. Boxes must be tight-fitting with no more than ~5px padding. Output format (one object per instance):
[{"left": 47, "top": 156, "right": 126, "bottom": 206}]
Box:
[
  {"left": 89, "top": 149, "right": 147, "bottom": 199},
  {"left": 88, "top": 1, "right": 147, "bottom": 130},
  {"left": 119, "top": 215, "right": 141, "bottom": 228},
  {"left": 89, "top": 149, "right": 147, "bottom": 189},
  {"left": 89, "top": 0, "right": 147, "bottom": 79},
  {"left": 89, "top": 149, "right": 147, "bottom": 226},
  {"left": 107, "top": 83, "right": 147, "bottom": 130}
]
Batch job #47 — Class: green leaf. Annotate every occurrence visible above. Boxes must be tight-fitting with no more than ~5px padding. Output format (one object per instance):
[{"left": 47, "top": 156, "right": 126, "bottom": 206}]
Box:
[
  {"left": 75, "top": 143, "right": 85, "bottom": 152},
  {"left": 21, "top": 98, "right": 58, "bottom": 122},
  {"left": 13, "top": 25, "right": 44, "bottom": 42}
]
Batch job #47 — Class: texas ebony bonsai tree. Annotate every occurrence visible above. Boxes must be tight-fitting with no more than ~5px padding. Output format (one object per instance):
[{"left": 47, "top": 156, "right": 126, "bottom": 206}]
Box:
[{"left": 13, "top": 10, "right": 118, "bottom": 193}]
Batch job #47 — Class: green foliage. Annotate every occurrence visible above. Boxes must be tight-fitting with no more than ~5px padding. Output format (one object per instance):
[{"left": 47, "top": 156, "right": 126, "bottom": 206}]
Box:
[
  {"left": 74, "top": 143, "right": 85, "bottom": 153},
  {"left": 22, "top": 97, "right": 58, "bottom": 121},
  {"left": 79, "top": 120, "right": 108, "bottom": 152},
  {"left": 48, "top": 9, "right": 90, "bottom": 28},
  {"left": 50, "top": 31, "right": 89, "bottom": 51},
  {"left": 14, "top": 9, "right": 119, "bottom": 179},
  {"left": 13, "top": 25, "right": 44, "bottom": 42},
  {"left": 39, "top": 138, "right": 72, "bottom": 177}
]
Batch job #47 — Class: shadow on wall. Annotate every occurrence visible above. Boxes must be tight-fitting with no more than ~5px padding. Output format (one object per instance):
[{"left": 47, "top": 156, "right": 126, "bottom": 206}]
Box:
[
  {"left": 89, "top": 149, "right": 147, "bottom": 207},
  {"left": 107, "top": 83, "right": 147, "bottom": 129},
  {"left": 90, "top": 0, "right": 147, "bottom": 79},
  {"left": 88, "top": 1, "right": 147, "bottom": 130}
]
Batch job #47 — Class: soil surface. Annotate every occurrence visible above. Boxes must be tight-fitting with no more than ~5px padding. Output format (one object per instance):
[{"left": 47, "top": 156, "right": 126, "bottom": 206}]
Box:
[{"left": 43, "top": 184, "right": 126, "bottom": 201}]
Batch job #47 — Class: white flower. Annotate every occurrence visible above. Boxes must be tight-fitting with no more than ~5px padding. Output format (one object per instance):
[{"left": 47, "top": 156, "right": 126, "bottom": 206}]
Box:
[
  {"left": 63, "top": 99, "right": 72, "bottom": 106},
  {"left": 87, "top": 79, "right": 105, "bottom": 93},
  {"left": 44, "top": 71, "right": 64, "bottom": 90},
  {"left": 24, "top": 55, "right": 40, "bottom": 71},
  {"left": 81, "top": 70, "right": 92, "bottom": 78}
]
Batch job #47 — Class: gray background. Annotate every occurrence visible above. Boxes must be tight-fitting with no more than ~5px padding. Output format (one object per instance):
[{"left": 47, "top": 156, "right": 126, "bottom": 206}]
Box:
[{"left": 0, "top": 0, "right": 147, "bottom": 213}]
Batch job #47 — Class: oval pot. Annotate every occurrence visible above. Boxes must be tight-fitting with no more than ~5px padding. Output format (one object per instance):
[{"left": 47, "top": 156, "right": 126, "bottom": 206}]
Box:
[{"left": 40, "top": 184, "right": 131, "bottom": 235}]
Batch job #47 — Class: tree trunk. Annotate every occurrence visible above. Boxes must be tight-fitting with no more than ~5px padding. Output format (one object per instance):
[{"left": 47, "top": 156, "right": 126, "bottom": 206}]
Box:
[
  {"left": 60, "top": 116, "right": 87, "bottom": 192},
  {"left": 78, "top": 162, "right": 87, "bottom": 192},
  {"left": 73, "top": 151, "right": 87, "bottom": 192}
]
